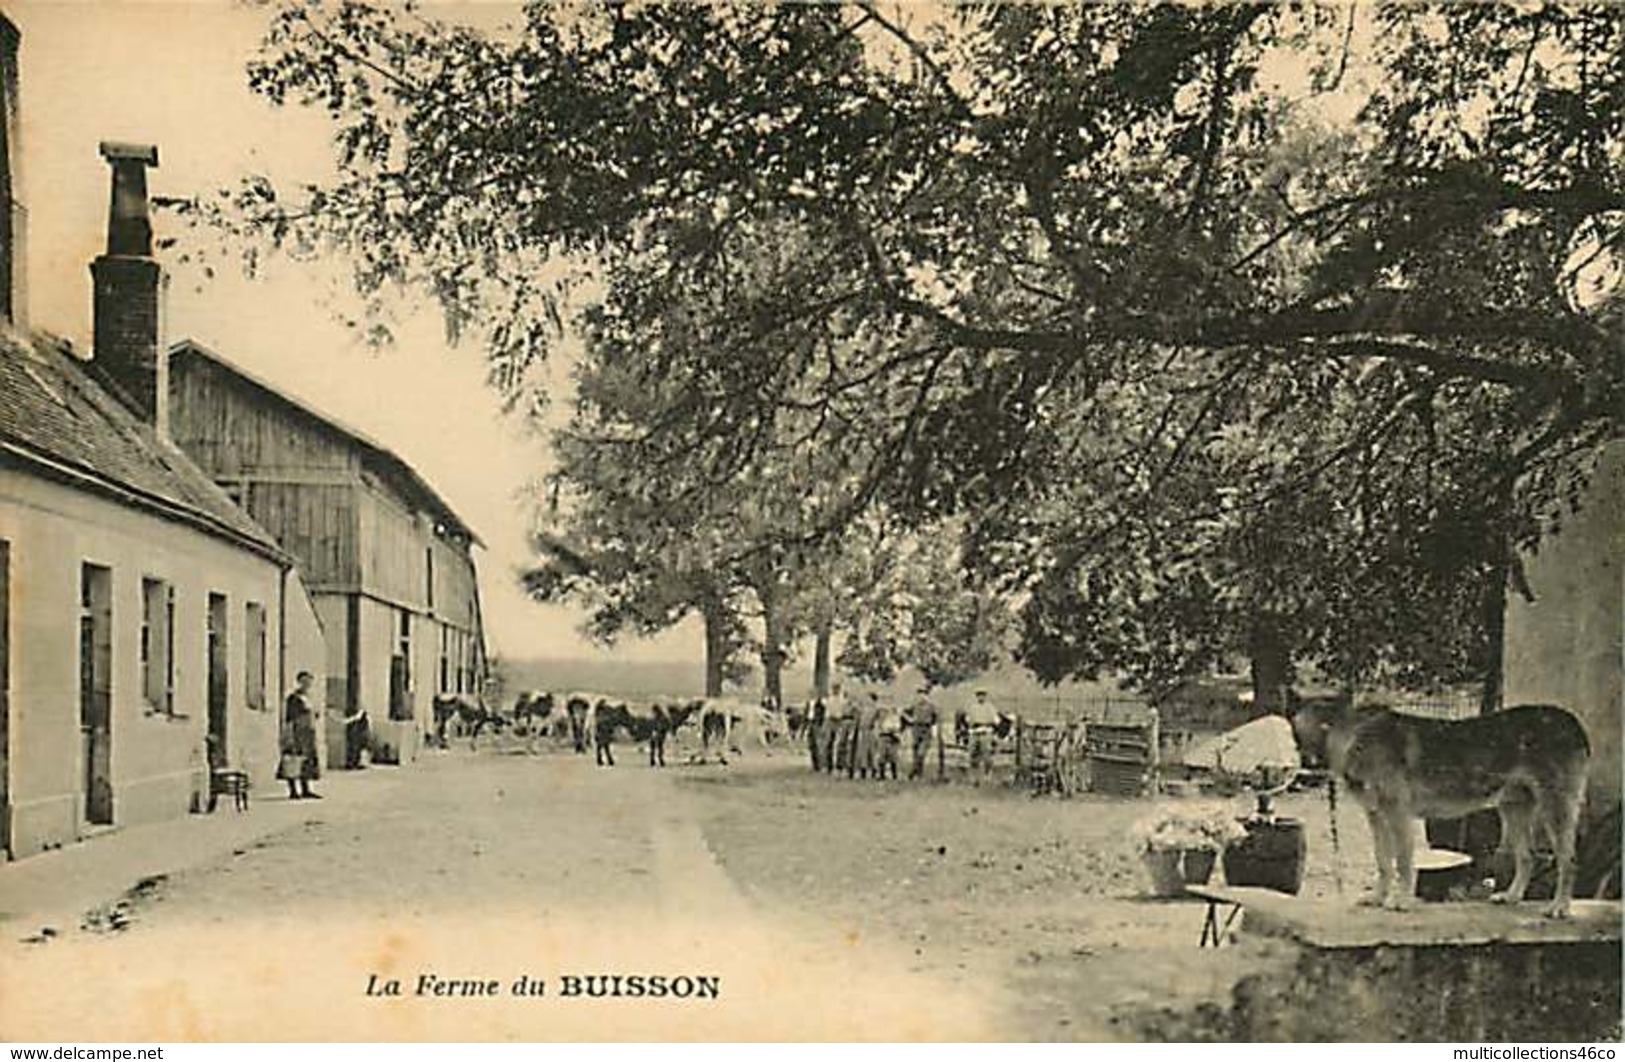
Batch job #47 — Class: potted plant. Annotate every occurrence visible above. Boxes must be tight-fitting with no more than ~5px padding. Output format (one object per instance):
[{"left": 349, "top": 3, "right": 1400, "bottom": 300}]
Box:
[{"left": 1132, "top": 803, "right": 1249, "bottom": 897}]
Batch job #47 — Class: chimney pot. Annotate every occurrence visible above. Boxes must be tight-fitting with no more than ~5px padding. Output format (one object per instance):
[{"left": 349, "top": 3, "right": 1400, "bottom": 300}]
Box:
[
  {"left": 99, "top": 141, "right": 158, "bottom": 258},
  {"left": 98, "top": 141, "right": 158, "bottom": 166}
]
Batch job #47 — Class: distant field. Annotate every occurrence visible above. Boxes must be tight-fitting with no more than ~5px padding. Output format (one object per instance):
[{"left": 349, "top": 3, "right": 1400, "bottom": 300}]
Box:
[
  {"left": 497, "top": 655, "right": 1139, "bottom": 719},
  {"left": 500, "top": 657, "right": 709, "bottom": 700}
]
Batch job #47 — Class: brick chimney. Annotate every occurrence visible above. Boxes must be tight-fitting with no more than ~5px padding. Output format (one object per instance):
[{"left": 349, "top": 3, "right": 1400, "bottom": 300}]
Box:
[
  {"left": 91, "top": 141, "right": 167, "bottom": 433},
  {"left": 0, "top": 14, "right": 26, "bottom": 331}
]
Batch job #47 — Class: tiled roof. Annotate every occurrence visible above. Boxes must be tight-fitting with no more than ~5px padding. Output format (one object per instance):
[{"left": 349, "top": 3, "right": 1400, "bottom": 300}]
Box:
[{"left": 0, "top": 327, "right": 288, "bottom": 560}]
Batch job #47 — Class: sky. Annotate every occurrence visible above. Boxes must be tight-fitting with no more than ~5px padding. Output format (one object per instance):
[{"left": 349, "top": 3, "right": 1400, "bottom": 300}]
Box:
[{"left": 10, "top": 1, "right": 704, "bottom": 665}]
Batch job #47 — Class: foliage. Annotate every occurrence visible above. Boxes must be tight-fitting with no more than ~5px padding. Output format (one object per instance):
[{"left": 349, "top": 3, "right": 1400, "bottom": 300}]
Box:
[
  {"left": 199, "top": 2, "right": 1625, "bottom": 695},
  {"left": 834, "top": 520, "right": 1012, "bottom": 688}
]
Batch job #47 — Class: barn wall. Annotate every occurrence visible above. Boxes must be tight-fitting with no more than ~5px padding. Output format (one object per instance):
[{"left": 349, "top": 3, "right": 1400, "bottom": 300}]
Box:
[
  {"left": 1503, "top": 440, "right": 1625, "bottom": 822},
  {"left": 0, "top": 467, "right": 287, "bottom": 858},
  {"left": 429, "top": 533, "right": 478, "bottom": 633},
  {"left": 169, "top": 354, "right": 357, "bottom": 477},
  {"left": 242, "top": 481, "right": 357, "bottom": 589},
  {"left": 170, "top": 355, "right": 362, "bottom": 589},
  {"left": 355, "top": 593, "right": 422, "bottom": 764},
  {"left": 412, "top": 609, "right": 436, "bottom": 732},
  {"left": 313, "top": 591, "right": 351, "bottom": 763},
  {"left": 359, "top": 482, "right": 430, "bottom": 610}
]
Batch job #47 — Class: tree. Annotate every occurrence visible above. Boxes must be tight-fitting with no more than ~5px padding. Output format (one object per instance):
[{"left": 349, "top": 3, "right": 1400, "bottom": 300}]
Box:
[
  {"left": 203, "top": 2, "right": 1623, "bottom": 696},
  {"left": 534, "top": 256, "right": 888, "bottom": 699},
  {"left": 835, "top": 520, "right": 1012, "bottom": 689},
  {"left": 989, "top": 344, "right": 1552, "bottom": 703},
  {"left": 519, "top": 391, "right": 757, "bottom": 697}
]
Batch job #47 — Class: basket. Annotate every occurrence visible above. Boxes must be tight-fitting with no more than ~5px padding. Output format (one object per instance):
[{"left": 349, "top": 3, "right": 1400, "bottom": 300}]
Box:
[{"left": 1143, "top": 847, "right": 1216, "bottom": 897}]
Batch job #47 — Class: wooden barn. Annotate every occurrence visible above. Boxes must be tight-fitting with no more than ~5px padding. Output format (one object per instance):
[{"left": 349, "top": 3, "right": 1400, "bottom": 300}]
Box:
[
  {"left": 166, "top": 340, "right": 487, "bottom": 766},
  {"left": 0, "top": 15, "right": 327, "bottom": 858}
]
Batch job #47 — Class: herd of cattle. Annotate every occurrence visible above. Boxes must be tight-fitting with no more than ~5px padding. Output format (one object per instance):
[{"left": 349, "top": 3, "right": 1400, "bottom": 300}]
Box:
[
  {"left": 428, "top": 688, "right": 1017, "bottom": 788},
  {"left": 429, "top": 690, "right": 797, "bottom": 766}
]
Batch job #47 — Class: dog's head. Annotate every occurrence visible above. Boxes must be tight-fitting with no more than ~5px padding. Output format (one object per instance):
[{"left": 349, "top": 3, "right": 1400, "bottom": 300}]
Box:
[{"left": 1286, "top": 693, "right": 1353, "bottom": 769}]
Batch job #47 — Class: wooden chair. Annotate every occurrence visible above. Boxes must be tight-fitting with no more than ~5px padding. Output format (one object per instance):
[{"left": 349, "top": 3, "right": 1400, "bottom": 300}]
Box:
[{"left": 209, "top": 767, "right": 251, "bottom": 812}]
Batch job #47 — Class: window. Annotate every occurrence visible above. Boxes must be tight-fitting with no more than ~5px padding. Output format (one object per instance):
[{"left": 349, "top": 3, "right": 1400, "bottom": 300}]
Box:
[
  {"left": 140, "top": 577, "right": 174, "bottom": 713},
  {"left": 245, "top": 602, "right": 267, "bottom": 710},
  {"left": 388, "top": 608, "right": 413, "bottom": 721},
  {"left": 438, "top": 625, "right": 450, "bottom": 693}
]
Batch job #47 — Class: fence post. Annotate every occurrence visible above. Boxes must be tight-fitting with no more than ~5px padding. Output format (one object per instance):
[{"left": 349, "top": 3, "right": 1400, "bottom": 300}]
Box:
[{"left": 1147, "top": 707, "right": 1161, "bottom": 796}]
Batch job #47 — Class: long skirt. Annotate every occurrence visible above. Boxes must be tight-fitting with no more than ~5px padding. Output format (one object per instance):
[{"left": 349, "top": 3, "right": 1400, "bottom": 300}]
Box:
[
  {"left": 852, "top": 722, "right": 877, "bottom": 776},
  {"left": 277, "top": 721, "right": 321, "bottom": 781}
]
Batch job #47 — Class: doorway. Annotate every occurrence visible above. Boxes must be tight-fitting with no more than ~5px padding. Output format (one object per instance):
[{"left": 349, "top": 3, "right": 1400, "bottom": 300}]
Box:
[
  {"left": 206, "top": 592, "right": 227, "bottom": 769},
  {"left": 79, "top": 564, "right": 113, "bottom": 825},
  {"left": 388, "top": 608, "right": 412, "bottom": 721}
]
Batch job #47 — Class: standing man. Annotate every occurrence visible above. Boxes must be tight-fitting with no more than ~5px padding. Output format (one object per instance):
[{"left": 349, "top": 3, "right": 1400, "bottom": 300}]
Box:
[
  {"left": 903, "top": 683, "right": 939, "bottom": 781},
  {"left": 966, "top": 688, "right": 1000, "bottom": 783},
  {"left": 827, "top": 684, "right": 854, "bottom": 775},
  {"left": 875, "top": 698, "right": 902, "bottom": 781},
  {"left": 277, "top": 670, "right": 321, "bottom": 800}
]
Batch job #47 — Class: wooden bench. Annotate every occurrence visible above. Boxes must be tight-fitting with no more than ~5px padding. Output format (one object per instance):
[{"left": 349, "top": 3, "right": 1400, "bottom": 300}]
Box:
[{"left": 1186, "top": 883, "right": 1299, "bottom": 947}]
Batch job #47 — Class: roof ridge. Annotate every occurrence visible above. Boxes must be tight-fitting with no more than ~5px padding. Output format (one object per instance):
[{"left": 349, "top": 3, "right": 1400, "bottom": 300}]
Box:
[{"left": 0, "top": 328, "right": 287, "bottom": 560}]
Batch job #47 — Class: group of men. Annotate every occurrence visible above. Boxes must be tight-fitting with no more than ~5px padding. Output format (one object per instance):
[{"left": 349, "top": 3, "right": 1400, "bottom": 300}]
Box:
[{"left": 805, "top": 685, "right": 1011, "bottom": 783}]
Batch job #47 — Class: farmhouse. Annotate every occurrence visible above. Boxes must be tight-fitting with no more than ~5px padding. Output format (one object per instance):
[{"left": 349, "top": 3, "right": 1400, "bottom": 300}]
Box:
[
  {"left": 167, "top": 339, "right": 488, "bottom": 765},
  {"left": 0, "top": 15, "right": 326, "bottom": 858}
]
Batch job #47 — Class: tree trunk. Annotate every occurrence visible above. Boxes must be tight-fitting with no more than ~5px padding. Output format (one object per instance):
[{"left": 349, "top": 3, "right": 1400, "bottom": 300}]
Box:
[
  {"left": 1480, "top": 540, "right": 1510, "bottom": 717},
  {"left": 759, "top": 583, "right": 786, "bottom": 708},
  {"left": 813, "top": 620, "right": 833, "bottom": 700},
  {"left": 701, "top": 594, "right": 728, "bottom": 699},
  {"left": 762, "top": 651, "right": 784, "bottom": 707},
  {"left": 1249, "top": 616, "right": 1291, "bottom": 714}
]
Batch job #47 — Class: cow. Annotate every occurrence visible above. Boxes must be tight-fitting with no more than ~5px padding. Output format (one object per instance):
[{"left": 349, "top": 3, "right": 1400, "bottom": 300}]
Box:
[
  {"left": 592, "top": 697, "right": 706, "bottom": 767},
  {"left": 431, "top": 693, "right": 506, "bottom": 750},
  {"left": 698, "top": 697, "right": 777, "bottom": 764},
  {"left": 512, "top": 690, "right": 556, "bottom": 732},
  {"left": 563, "top": 692, "right": 600, "bottom": 754},
  {"left": 643, "top": 698, "right": 702, "bottom": 766},
  {"left": 591, "top": 697, "right": 628, "bottom": 766},
  {"left": 510, "top": 691, "right": 557, "bottom": 753}
]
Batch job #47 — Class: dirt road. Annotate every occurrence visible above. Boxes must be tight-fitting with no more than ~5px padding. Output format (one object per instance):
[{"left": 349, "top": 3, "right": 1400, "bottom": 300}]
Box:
[
  {"left": 676, "top": 759, "right": 1310, "bottom": 1040},
  {"left": 0, "top": 750, "right": 1015, "bottom": 1041}
]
